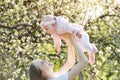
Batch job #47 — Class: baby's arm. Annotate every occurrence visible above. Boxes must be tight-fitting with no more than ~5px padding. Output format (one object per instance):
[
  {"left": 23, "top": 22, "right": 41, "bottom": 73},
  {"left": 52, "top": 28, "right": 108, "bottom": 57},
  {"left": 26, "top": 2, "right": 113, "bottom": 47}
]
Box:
[{"left": 51, "top": 34, "right": 61, "bottom": 53}]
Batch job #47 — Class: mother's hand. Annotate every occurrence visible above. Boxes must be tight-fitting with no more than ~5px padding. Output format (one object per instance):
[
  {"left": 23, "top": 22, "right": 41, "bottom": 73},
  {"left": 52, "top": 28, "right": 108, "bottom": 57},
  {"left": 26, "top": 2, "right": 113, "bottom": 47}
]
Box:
[{"left": 59, "top": 33, "right": 72, "bottom": 40}]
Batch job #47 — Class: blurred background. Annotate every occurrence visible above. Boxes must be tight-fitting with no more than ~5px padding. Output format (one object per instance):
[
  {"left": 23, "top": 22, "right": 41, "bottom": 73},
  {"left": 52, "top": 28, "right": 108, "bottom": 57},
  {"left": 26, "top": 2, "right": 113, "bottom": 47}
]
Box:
[{"left": 0, "top": 0, "right": 120, "bottom": 80}]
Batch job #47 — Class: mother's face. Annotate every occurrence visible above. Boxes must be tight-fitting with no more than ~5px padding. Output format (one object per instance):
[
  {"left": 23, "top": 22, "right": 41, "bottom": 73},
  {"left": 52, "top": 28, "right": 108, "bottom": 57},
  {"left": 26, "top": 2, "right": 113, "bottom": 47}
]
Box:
[
  {"left": 29, "top": 60, "right": 54, "bottom": 79},
  {"left": 39, "top": 60, "right": 54, "bottom": 73}
]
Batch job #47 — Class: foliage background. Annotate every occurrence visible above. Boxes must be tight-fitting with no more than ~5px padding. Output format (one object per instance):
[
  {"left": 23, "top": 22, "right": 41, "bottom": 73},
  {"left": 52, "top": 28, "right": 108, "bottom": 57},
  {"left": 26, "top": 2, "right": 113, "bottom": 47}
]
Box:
[{"left": 0, "top": 0, "right": 120, "bottom": 80}]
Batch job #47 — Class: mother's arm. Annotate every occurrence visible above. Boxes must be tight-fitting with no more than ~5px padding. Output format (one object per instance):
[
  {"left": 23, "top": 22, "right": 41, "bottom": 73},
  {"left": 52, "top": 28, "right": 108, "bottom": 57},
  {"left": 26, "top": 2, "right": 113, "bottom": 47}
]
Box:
[
  {"left": 57, "top": 39, "right": 75, "bottom": 75},
  {"left": 58, "top": 33, "right": 88, "bottom": 80},
  {"left": 67, "top": 35, "right": 89, "bottom": 80}
]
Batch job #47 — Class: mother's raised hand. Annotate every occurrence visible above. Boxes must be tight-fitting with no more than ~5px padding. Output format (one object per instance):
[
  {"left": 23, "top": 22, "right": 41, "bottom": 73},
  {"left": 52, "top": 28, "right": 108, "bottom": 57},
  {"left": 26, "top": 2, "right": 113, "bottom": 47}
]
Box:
[{"left": 59, "top": 33, "right": 72, "bottom": 40}]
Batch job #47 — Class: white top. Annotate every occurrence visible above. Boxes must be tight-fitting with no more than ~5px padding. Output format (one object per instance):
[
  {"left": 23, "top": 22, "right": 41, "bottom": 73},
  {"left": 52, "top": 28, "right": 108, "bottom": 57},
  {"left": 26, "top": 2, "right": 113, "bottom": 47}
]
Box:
[
  {"left": 56, "top": 16, "right": 83, "bottom": 35},
  {"left": 48, "top": 72, "right": 68, "bottom": 80}
]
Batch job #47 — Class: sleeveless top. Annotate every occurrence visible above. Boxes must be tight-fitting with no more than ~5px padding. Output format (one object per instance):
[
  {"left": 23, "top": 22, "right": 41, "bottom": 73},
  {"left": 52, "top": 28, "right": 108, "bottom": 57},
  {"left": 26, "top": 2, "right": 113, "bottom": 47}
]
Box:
[{"left": 48, "top": 72, "right": 68, "bottom": 80}]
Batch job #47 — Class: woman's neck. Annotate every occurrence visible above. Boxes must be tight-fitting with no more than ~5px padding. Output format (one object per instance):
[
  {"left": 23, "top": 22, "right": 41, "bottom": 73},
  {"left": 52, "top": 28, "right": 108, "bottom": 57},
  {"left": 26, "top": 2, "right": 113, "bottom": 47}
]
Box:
[{"left": 46, "top": 72, "right": 55, "bottom": 80}]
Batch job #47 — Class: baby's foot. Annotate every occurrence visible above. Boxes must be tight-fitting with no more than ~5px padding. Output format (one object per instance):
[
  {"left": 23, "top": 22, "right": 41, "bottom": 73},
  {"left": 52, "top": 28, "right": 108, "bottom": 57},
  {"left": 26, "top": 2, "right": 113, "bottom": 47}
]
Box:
[
  {"left": 89, "top": 43, "right": 98, "bottom": 64},
  {"left": 56, "top": 46, "right": 61, "bottom": 53},
  {"left": 91, "top": 43, "right": 98, "bottom": 53},
  {"left": 89, "top": 52, "right": 95, "bottom": 64}
]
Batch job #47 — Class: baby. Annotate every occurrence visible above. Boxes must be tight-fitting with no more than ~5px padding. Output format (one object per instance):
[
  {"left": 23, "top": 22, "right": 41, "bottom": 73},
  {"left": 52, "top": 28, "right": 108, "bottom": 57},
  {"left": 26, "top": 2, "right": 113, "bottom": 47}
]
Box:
[{"left": 40, "top": 15, "right": 98, "bottom": 64}]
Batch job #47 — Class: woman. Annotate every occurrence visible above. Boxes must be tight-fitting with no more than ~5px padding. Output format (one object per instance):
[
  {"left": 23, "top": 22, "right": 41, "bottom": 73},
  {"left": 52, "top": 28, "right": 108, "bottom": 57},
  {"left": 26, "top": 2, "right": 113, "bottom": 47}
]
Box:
[{"left": 29, "top": 33, "right": 88, "bottom": 80}]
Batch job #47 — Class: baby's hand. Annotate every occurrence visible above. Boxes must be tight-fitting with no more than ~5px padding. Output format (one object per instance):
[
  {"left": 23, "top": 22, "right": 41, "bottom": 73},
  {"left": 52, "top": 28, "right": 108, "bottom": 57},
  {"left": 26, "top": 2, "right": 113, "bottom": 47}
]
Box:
[
  {"left": 76, "top": 32, "right": 82, "bottom": 38},
  {"left": 56, "top": 46, "right": 61, "bottom": 53}
]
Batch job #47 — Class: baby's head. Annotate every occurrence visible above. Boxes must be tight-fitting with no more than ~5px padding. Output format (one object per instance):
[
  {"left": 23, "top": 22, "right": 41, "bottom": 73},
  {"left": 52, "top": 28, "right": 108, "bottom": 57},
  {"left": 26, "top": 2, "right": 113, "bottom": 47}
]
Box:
[
  {"left": 40, "top": 15, "right": 56, "bottom": 34},
  {"left": 40, "top": 14, "right": 56, "bottom": 28}
]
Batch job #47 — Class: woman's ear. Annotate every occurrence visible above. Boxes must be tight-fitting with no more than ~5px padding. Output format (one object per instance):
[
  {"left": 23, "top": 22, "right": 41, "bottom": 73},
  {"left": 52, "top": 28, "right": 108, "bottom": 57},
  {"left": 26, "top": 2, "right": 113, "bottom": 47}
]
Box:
[
  {"left": 41, "top": 71, "right": 48, "bottom": 78},
  {"left": 41, "top": 71, "right": 46, "bottom": 76}
]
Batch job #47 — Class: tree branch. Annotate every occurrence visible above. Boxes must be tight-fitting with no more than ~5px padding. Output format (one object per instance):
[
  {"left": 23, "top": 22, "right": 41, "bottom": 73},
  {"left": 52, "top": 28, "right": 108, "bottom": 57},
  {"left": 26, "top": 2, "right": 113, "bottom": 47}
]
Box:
[
  {"left": 84, "top": 6, "right": 120, "bottom": 27},
  {"left": 99, "top": 56, "right": 109, "bottom": 70},
  {"left": 99, "top": 14, "right": 120, "bottom": 19},
  {"left": 0, "top": 23, "right": 32, "bottom": 30}
]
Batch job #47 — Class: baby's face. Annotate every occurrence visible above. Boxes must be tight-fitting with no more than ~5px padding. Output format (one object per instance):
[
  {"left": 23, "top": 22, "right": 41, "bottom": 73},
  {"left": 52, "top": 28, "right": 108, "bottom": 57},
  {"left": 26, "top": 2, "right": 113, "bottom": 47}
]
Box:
[{"left": 43, "top": 24, "right": 56, "bottom": 34}]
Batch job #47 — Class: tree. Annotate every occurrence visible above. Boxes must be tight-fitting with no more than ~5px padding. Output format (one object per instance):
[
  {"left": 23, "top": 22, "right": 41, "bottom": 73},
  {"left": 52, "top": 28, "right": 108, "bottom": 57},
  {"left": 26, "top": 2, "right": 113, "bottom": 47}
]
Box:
[{"left": 0, "top": 0, "right": 120, "bottom": 80}]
